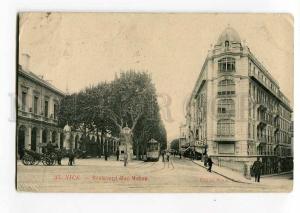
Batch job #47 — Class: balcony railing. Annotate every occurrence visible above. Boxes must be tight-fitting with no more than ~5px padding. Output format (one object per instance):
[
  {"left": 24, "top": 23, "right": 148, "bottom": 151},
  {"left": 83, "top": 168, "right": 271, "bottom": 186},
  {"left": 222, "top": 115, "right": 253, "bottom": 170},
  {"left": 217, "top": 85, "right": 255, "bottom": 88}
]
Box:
[
  {"left": 258, "top": 136, "right": 267, "bottom": 143},
  {"left": 216, "top": 134, "right": 235, "bottom": 139},
  {"left": 259, "top": 116, "right": 268, "bottom": 123},
  {"left": 18, "top": 109, "right": 58, "bottom": 125}
]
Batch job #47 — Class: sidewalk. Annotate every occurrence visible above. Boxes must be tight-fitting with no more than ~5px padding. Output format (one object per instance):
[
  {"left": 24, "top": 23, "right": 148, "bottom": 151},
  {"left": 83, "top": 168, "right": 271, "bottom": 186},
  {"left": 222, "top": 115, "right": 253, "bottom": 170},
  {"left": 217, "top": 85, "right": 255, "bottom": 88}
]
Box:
[{"left": 192, "top": 159, "right": 253, "bottom": 184}]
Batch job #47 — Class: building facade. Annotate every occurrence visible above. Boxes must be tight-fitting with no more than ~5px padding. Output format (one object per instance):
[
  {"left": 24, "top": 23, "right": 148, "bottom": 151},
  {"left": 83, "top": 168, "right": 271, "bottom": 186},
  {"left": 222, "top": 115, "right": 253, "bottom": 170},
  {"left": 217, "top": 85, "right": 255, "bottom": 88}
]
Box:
[
  {"left": 17, "top": 64, "right": 65, "bottom": 159},
  {"left": 179, "top": 124, "right": 187, "bottom": 151},
  {"left": 67, "top": 128, "right": 120, "bottom": 157},
  {"left": 184, "top": 26, "right": 293, "bottom": 175},
  {"left": 17, "top": 62, "right": 120, "bottom": 159}
]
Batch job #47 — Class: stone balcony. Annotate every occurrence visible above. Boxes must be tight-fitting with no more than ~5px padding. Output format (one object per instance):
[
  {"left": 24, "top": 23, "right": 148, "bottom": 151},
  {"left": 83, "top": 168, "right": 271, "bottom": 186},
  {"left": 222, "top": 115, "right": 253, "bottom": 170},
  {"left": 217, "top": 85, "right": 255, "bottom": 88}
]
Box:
[{"left": 18, "top": 109, "right": 58, "bottom": 125}]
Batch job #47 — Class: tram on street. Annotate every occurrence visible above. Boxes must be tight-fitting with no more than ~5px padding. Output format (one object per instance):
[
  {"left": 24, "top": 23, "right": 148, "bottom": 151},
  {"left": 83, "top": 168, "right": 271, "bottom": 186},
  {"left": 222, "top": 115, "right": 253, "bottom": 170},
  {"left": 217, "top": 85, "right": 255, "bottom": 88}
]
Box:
[{"left": 146, "top": 138, "right": 160, "bottom": 161}]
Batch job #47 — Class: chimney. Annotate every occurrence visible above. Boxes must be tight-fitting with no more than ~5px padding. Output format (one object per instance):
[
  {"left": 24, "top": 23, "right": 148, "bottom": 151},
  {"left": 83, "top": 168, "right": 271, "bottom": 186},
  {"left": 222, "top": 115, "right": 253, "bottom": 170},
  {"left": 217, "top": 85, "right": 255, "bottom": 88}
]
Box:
[{"left": 20, "top": 53, "right": 30, "bottom": 71}]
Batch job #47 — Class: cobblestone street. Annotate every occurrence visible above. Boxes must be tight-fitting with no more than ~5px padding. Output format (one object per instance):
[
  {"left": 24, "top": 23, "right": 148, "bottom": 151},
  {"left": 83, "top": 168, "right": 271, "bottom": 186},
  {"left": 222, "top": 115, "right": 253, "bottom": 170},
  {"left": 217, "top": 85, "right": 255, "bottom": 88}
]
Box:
[{"left": 17, "top": 157, "right": 292, "bottom": 192}]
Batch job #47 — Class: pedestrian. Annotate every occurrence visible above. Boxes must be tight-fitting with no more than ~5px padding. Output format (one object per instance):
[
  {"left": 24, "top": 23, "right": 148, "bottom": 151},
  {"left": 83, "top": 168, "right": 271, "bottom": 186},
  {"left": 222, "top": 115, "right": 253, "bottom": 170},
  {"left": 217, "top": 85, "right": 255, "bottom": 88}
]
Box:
[
  {"left": 252, "top": 157, "right": 263, "bottom": 182},
  {"left": 179, "top": 151, "right": 182, "bottom": 159},
  {"left": 56, "top": 149, "right": 63, "bottom": 165},
  {"left": 166, "top": 151, "right": 174, "bottom": 169},
  {"left": 46, "top": 141, "right": 54, "bottom": 154},
  {"left": 161, "top": 150, "right": 165, "bottom": 162},
  {"left": 124, "top": 152, "right": 128, "bottom": 167},
  {"left": 116, "top": 149, "right": 119, "bottom": 161},
  {"left": 104, "top": 150, "right": 108, "bottom": 161},
  {"left": 207, "top": 156, "right": 213, "bottom": 172},
  {"left": 68, "top": 150, "right": 75, "bottom": 166},
  {"left": 97, "top": 143, "right": 102, "bottom": 158},
  {"left": 204, "top": 154, "right": 208, "bottom": 167},
  {"left": 166, "top": 151, "right": 170, "bottom": 162},
  {"left": 277, "top": 160, "right": 281, "bottom": 174}
]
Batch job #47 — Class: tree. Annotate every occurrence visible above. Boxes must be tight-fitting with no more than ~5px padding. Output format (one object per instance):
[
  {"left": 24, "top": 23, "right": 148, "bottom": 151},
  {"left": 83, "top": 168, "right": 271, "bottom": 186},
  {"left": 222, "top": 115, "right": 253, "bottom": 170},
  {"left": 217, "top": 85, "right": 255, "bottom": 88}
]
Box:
[
  {"left": 170, "top": 138, "right": 180, "bottom": 152},
  {"left": 58, "top": 70, "right": 167, "bottom": 159},
  {"left": 106, "top": 71, "right": 159, "bottom": 132}
]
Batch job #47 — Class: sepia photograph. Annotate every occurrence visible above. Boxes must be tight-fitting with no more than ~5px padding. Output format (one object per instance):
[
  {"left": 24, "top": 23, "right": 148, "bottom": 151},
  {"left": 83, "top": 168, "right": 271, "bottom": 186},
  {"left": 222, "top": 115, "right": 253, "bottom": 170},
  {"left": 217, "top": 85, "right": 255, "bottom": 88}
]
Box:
[{"left": 16, "top": 13, "right": 293, "bottom": 192}]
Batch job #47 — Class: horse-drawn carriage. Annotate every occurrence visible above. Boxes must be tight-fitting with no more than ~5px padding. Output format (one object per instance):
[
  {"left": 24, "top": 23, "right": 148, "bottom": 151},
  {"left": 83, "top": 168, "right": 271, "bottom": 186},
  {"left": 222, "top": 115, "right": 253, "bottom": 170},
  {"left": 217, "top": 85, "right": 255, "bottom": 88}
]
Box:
[
  {"left": 22, "top": 145, "right": 86, "bottom": 166},
  {"left": 22, "top": 149, "right": 56, "bottom": 166}
]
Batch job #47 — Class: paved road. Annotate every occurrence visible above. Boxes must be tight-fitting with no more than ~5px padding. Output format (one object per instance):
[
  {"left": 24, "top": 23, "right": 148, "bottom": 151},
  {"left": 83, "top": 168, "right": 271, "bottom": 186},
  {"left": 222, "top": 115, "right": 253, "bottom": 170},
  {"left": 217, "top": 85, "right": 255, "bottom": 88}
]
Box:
[{"left": 17, "top": 157, "right": 292, "bottom": 192}]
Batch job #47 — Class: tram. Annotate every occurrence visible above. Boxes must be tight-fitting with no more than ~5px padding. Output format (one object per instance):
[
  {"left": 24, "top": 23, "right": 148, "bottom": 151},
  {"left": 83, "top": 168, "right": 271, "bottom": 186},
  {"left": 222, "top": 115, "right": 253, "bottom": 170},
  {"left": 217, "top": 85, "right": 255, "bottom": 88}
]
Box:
[{"left": 146, "top": 138, "right": 160, "bottom": 161}]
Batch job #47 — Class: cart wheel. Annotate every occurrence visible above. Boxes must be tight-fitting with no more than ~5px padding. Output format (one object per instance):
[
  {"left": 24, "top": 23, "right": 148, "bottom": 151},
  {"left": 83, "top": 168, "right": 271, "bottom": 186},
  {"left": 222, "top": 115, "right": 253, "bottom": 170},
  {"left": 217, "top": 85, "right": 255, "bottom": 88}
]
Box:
[
  {"left": 35, "top": 160, "right": 40, "bottom": 165},
  {"left": 29, "top": 158, "right": 35, "bottom": 165},
  {"left": 50, "top": 153, "right": 57, "bottom": 165},
  {"left": 49, "top": 158, "right": 55, "bottom": 166},
  {"left": 50, "top": 152, "right": 57, "bottom": 159},
  {"left": 22, "top": 154, "right": 33, "bottom": 166},
  {"left": 42, "top": 157, "right": 52, "bottom": 166}
]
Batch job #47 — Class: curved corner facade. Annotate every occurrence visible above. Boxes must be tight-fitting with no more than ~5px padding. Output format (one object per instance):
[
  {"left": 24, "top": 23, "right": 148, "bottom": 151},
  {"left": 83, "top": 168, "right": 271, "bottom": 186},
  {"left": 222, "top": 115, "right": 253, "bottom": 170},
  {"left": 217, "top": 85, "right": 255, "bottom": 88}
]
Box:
[{"left": 183, "top": 27, "right": 293, "bottom": 175}]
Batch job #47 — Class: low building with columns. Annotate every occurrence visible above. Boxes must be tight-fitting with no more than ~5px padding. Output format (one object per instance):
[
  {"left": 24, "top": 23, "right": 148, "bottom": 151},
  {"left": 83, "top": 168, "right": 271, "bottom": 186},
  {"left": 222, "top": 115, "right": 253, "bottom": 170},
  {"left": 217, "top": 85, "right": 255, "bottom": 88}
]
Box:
[
  {"left": 17, "top": 64, "right": 65, "bottom": 159},
  {"left": 69, "top": 129, "right": 120, "bottom": 157}
]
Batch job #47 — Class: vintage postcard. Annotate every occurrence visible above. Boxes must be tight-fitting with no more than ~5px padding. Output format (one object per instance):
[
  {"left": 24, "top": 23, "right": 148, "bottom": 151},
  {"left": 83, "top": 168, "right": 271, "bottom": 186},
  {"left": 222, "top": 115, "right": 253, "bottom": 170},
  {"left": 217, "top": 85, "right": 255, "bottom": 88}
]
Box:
[{"left": 16, "top": 13, "right": 293, "bottom": 192}]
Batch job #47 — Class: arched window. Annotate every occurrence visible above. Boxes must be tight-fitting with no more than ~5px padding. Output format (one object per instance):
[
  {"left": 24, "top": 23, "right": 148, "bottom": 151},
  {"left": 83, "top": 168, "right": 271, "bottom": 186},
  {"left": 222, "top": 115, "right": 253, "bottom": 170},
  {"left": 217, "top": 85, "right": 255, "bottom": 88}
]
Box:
[
  {"left": 217, "top": 99, "right": 235, "bottom": 116},
  {"left": 218, "top": 79, "right": 235, "bottom": 96},
  {"left": 217, "top": 119, "right": 235, "bottom": 136},
  {"left": 218, "top": 57, "right": 235, "bottom": 72}
]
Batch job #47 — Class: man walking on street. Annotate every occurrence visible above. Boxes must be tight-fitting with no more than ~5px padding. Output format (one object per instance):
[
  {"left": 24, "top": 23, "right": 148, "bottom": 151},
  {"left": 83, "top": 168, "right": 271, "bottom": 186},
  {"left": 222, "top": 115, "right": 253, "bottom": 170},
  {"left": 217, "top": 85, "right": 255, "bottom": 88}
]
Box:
[
  {"left": 161, "top": 150, "right": 165, "bottom": 162},
  {"left": 207, "top": 156, "right": 213, "bottom": 172},
  {"left": 204, "top": 154, "right": 208, "bottom": 167},
  {"left": 166, "top": 151, "right": 170, "bottom": 163},
  {"left": 116, "top": 149, "right": 119, "bottom": 161},
  {"left": 104, "top": 150, "right": 108, "bottom": 161},
  {"left": 252, "top": 157, "right": 263, "bottom": 182},
  {"left": 166, "top": 151, "right": 174, "bottom": 169},
  {"left": 124, "top": 152, "right": 128, "bottom": 167},
  {"left": 68, "top": 150, "right": 75, "bottom": 166},
  {"left": 56, "top": 148, "right": 63, "bottom": 165}
]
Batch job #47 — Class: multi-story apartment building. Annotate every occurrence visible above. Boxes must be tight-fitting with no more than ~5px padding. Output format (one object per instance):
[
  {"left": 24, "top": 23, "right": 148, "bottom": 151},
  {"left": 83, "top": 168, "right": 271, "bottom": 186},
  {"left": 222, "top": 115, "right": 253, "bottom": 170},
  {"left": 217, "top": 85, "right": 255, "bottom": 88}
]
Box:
[
  {"left": 184, "top": 26, "right": 293, "bottom": 175},
  {"left": 17, "top": 62, "right": 65, "bottom": 159}
]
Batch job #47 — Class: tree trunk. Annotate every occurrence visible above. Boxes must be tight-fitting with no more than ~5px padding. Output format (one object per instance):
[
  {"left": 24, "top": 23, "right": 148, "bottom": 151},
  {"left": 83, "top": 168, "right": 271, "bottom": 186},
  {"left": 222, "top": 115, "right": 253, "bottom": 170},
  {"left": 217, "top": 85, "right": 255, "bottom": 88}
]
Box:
[
  {"left": 136, "top": 140, "right": 140, "bottom": 160},
  {"left": 101, "top": 129, "right": 104, "bottom": 156},
  {"left": 96, "top": 128, "right": 101, "bottom": 158}
]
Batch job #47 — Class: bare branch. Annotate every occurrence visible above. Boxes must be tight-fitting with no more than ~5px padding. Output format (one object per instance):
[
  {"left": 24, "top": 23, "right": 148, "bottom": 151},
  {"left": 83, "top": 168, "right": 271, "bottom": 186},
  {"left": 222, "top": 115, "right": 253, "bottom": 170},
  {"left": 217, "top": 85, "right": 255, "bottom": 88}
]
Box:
[{"left": 131, "top": 112, "right": 142, "bottom": 131}]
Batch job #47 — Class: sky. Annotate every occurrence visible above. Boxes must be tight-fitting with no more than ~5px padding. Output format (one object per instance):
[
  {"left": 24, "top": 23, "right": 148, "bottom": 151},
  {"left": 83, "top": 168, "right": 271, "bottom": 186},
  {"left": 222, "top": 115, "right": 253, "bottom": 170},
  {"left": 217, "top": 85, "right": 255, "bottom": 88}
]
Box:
[{"left": 19, "top": 13, "right": 293, "bottom": 141}]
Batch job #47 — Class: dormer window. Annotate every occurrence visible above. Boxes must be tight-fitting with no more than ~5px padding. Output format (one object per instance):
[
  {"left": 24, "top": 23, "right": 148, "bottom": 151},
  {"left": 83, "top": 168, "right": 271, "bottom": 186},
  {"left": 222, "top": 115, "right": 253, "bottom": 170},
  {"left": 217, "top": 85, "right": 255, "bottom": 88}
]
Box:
[
  {"left": 225, "top": 40, "right": 229, "bottom": 48},
  {"left": 218, "top": 57, "right": 236, "bottom": 73}
]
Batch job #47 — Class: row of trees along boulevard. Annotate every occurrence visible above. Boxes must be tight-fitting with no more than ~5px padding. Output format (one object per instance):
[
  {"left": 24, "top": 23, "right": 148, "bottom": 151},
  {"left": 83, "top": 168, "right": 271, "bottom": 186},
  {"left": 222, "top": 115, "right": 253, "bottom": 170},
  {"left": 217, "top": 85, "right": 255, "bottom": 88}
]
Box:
[{"left": 58, "top": 70, "right": 167, "bottom": 159}]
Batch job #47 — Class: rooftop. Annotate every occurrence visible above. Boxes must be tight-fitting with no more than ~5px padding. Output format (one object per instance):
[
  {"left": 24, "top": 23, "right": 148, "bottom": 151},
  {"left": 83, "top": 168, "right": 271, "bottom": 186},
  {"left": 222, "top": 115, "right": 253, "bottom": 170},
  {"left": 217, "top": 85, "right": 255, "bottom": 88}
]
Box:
[
  {"left": 216, "top": 26, "right": 241, "bottom": 45},
  {"left": 18, "top": 64, "right": 65, "bottom": 97}
]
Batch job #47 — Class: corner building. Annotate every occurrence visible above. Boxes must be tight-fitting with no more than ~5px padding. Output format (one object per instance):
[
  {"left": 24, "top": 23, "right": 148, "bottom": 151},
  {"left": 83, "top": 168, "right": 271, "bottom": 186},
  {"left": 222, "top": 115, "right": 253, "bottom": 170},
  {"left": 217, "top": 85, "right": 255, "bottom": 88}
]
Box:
[{"left": 185, "top": 27, "right": 293, "bottom": 175}]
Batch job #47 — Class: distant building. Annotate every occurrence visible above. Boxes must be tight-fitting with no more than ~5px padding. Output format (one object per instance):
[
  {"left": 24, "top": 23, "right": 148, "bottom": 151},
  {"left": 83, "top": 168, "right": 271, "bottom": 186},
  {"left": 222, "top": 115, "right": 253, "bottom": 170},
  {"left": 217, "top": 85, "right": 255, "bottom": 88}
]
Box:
[
  {"left": 179, "top": 124, "right": 188, "bottom": 151},
  {"left": 17, "top": 62, "right": 65, "bottom": 159},
  {"left": 185, "top": 26, "right": 293, "bottom": 175}
]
